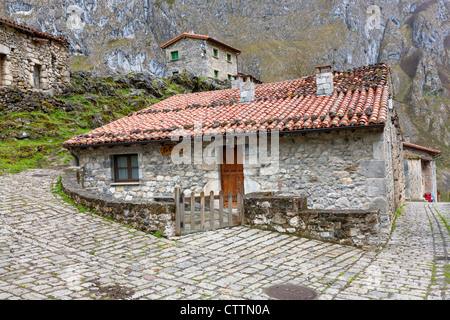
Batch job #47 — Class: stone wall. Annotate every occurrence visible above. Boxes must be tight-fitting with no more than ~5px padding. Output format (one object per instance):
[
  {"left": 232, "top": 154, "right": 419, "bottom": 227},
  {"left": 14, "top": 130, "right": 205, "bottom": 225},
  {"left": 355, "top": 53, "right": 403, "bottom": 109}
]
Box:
[
  {"left": 243, "top": 127, "right": 401, "bottom": 234},
  {"left": 404, "top": 158, "right": 423, "bottom": 200},
  {"left": 244, "top": 194, "right": 383, "bottom": 249},
  {"left": 382, "top": 115, "right": 406, "bottom": 226},
  {"left": 165, "top": 37, "right": 208, "bottom": 78},
  {"left": 61, "top": 167, "right": 176, "bottom": 237},
  {"left": 0, "top": 23, "right": 70, "bottom": 93},
  {"left": 73, "top": 142, "right": 220, "bottom": 200}
]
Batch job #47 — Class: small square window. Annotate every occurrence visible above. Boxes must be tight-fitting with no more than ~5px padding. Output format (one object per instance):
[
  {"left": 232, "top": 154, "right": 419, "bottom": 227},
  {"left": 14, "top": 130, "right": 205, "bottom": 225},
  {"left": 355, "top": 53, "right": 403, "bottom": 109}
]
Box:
[
  {"left": 113, "top": 154, "right": 139, "bottom": 182},
  {"left": 213, "top": 48, "right": 218, "bottom": 58},
  {"left": 172, "top": 71, "right": 179, "bottom": 76},
  {"left": 171, "top": 51, "right": 179, "bottom": 60},
  {"left": 214, "top": 70, "right": 219, "bottom": 78},
  {"left": 227, "top": 53, "right": 231, "bottom": 62},
  {"left": 227, "top": 74, "right": 232, "bottom": 80}
]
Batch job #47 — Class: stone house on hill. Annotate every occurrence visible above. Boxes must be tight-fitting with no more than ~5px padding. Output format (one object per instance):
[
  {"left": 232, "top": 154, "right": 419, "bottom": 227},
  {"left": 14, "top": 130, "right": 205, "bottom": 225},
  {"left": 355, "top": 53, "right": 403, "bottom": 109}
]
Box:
[
  {"left": 0, "top": 17, "right": 70, "bottom": 92},
  {"left": 161, "top": 31, "right": 241, "bottom": 81},
  {"left": 403, "top": 142, "right": 440, "bottom": 201},
  {"left": 64, "top": 62, "right": 406, "bottom": 240}
]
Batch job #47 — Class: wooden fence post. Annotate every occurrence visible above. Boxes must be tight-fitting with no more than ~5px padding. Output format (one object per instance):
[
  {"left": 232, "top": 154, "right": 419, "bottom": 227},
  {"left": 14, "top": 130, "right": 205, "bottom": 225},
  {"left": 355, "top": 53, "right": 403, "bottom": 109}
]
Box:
[
  {"left": 174, "top": 187, "right": 181, "bottom": 236},
  {"left": 209, "top": 190, "right": 215, "bottom": 230},
  {"left": 228, "top": 190, "right": 233, "bottom": 226},
  {"left": 219, "top": 191, "right": 224, "bottom": 228}
]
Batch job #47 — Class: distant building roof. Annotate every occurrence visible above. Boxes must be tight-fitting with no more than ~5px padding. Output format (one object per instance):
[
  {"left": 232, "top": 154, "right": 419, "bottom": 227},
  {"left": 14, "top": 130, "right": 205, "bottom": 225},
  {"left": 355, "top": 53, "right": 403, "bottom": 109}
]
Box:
[
  {"left": 403, "top": 142, "right": 441, "bottom": 154},
  {"left": 0, "top": 17, "right": 69, "bottom": 44},
  {"left": 64, "top": 62, "right": 392, "bottom": 148},
  {"left": 233, "top": 72, "right": 264, "bottom": 84},
  {"left": 161, "top": 32, "right": 241, "bottom": 53}
]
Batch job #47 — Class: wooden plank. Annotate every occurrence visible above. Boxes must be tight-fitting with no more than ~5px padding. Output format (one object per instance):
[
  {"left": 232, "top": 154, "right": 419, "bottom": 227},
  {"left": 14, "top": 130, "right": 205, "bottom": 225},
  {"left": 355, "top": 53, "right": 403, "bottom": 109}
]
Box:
[
  {"left": 209, "top": 191, "right": 215, "bottom": 230},
  {"left": 190, "top": 191, "right": 195, "bottom": 231},
  {"left": 174, "top": 187, "right": 181, "bottom": 236},
  {"left": 236, "top": 181, "right": 242, "bottom": 225},
  {"left": 200, "top": 191, "right": 205, "bottom": 230},
  {"left": 228, "top": 191, "right": 233, "bottom": 226},
  {"left": 180, "top": 192, "right": 185, "bottom": 232},
  {"left": 238, "top": 181, "right": 245, "bottom": 225},
  {"left": 219, "top": 191, "right": 224, "bottom": 228}
]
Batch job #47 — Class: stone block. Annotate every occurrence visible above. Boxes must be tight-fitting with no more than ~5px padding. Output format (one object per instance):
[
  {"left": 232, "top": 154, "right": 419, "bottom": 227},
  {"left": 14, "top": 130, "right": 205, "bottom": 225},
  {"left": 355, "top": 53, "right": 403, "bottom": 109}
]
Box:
[
  {"left": 358, "top": 160, "right": 386, "bottom": 178},
  {"left": 336, "top": 197, "right": 350, "bottom": 208},
  {"left": 372, "top": 141, "right": 385, "bottom": 160},
  {"left": 332, "top": 171, "right": 350, "bottom": 178}
]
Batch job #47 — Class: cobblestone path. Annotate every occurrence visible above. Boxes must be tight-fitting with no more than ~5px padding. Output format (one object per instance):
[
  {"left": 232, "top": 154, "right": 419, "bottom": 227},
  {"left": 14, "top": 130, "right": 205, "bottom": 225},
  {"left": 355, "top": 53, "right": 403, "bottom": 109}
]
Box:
[{"left": 0, "top": 169, "right": 448, "bottom": 300}]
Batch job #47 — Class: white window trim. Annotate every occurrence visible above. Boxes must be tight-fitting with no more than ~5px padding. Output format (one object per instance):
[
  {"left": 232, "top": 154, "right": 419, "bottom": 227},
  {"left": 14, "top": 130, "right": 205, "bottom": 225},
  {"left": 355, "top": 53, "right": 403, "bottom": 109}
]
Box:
[{"left": 110, "top": 182, "right": 140, "bottom": 186}]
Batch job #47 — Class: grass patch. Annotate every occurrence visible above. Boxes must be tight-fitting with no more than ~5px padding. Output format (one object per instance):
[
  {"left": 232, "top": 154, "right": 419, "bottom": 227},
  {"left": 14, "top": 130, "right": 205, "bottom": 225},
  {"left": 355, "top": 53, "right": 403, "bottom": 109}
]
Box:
[
  {"left": 391, "top": 203, "right": 406, "bottom": 231},
  {"left": 435, "top": 208, "right": 450, "bottom": 234},
  {"left": 152, "top": 232, "right": 165, "bottom": 238},
  {"left": 51, "top": 176, "right": 90, "bottom": 213}
]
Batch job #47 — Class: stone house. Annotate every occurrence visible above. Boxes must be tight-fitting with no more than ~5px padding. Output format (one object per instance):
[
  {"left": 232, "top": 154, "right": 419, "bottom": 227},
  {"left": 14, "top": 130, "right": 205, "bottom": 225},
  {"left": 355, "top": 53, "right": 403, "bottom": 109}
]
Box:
[
  {"left": 161, "top": 31, "right": 241, "bottom": 81},
  {"left": 63, "top": 62, "right": 406, "bottom": 239},
  {"left": 403, "top": 142, "right": 440, "bottom": 201},
  {"left": 0, "top": 17, "right": 70, "bottom": 92}
]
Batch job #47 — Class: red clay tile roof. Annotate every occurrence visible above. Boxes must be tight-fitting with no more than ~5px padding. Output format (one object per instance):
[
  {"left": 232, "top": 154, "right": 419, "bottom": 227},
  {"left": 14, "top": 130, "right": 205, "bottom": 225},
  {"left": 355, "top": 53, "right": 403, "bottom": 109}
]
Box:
[
  {"left": 64, "top": 62, "right": 392, "bottom": 148},
  {"left": 161, "top": 32, "right": 241, "bottom": 53},
  {"left": 0, "top": 17, "right": 69, "bottom": 44},
  {"left": 403, "top": 142, "right": 441, "bottom": 154}
]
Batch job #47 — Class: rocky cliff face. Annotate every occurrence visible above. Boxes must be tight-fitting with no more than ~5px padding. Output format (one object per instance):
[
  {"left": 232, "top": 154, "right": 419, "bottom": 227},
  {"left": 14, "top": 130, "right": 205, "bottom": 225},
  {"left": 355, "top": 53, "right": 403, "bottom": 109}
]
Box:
[{"left": 0, "top": 0, "right": 448, "bottom": 191}]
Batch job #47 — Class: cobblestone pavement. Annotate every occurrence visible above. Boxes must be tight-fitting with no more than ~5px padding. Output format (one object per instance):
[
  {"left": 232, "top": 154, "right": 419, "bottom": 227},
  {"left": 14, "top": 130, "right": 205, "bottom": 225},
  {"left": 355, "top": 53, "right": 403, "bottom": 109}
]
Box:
[{"left": 0, "top": 169, "right": 448, "bottom": 300}]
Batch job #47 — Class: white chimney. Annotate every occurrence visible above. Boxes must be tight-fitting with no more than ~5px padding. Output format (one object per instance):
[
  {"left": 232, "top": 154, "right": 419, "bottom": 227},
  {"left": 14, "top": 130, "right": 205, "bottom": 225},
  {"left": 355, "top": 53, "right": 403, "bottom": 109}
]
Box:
[
  {"left": 315, "top": 65, "right": 334, "bottom": 96},
  {"left": 232, "top": 73, "right": 255, "bottom": 103}
]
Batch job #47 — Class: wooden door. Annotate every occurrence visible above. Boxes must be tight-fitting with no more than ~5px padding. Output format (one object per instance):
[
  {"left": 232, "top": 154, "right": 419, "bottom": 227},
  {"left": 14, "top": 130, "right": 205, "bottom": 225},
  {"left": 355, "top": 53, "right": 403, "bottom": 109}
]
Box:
[{"left": 221, "top": 146, "right": 244, "bottom": 207}]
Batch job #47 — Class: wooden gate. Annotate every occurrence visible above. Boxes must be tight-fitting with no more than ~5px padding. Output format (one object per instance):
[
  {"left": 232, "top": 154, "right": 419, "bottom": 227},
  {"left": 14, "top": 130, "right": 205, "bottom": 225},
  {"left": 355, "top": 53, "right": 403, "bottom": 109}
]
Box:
[
  {"left": 33, "top": 64, "right": 41, "bottom": 89},
  {"left": 174, "top": 182, "right": 244, "bottom": 236}
]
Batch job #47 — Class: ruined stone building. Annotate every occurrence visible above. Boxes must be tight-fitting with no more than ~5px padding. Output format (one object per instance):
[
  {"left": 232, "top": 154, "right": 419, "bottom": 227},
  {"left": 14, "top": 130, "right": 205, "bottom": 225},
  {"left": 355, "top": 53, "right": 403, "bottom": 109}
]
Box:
[
  {"left": 403, "top": 142, "right": 440, "bottom": 201},
  {"left": 0, "top": 17, "right": 70, "bottom": 92},
  {"left": 64, "top": 62, "right": 406, "bottom": 246},
  {"left": 161, "top": 31, "right": 241, "bottom": 81}
]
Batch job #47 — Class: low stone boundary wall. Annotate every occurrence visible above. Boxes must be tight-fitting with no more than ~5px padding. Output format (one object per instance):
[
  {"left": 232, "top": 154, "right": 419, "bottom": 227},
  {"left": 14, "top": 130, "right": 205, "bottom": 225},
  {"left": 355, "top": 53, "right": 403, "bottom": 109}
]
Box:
[
  {"left": 61, "top": 167, "right": 176, "bottom": 237},
  {"left": 244, "top": 195, "right": 383, "bottom": 249},
  {"left": 61, "top": 168, "right": 385, "bottom": 248}
]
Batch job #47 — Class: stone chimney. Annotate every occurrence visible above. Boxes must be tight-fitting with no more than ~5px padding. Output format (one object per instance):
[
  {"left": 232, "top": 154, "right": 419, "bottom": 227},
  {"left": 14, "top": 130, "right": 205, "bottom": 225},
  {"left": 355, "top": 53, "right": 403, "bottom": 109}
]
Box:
[
  {"left": 315, "top": 65, "right": 334, "bottom": 96},
  {"left": 232, "top": 73, "right": 255, "bottom": 103}
]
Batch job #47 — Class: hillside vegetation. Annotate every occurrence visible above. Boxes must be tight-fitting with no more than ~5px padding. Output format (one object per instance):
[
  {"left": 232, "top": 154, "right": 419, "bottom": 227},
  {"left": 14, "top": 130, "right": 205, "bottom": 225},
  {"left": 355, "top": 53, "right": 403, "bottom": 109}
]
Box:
[{"left": 0, "top": 72, "right": 230, "bottom": 174}]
